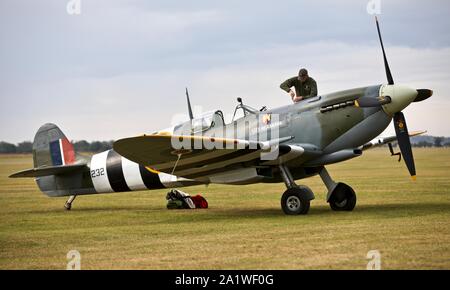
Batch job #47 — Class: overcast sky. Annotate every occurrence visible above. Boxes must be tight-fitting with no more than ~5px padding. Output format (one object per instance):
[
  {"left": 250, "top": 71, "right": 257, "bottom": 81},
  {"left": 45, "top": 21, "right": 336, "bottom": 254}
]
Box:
[{"left": 1, "top": 0, "right": 449, "bottom": 143}]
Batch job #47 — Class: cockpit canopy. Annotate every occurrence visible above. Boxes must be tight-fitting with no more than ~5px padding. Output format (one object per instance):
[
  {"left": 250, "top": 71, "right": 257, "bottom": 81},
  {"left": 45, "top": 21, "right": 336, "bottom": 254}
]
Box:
[
  {"left": 171, "top": 110, "right": 225, "bottom": 135},
  {"left": 191, "top": 110, "right": 225, "bottom": 133},
  {"left": 157, "top": 98, "right": 263, "bottom": 136}
]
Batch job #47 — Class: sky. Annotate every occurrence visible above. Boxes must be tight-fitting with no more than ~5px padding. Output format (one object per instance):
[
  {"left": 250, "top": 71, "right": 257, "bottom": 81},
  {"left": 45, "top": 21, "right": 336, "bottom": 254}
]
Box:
[{"left": 1, "top": 0, "right": 450, "bottom": 143}]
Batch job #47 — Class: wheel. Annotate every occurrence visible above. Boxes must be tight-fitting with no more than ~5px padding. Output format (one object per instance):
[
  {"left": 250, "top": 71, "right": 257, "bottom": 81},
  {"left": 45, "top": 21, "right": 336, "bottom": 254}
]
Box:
[
  {"left": 281, "top": 187, "right": 311, "bottom": 215},
  {"left": 64, "top": 203, "right": 72, "bottom": 211},
  {"left": 328, "top": 183, "right": 356, "bottom": 211}
]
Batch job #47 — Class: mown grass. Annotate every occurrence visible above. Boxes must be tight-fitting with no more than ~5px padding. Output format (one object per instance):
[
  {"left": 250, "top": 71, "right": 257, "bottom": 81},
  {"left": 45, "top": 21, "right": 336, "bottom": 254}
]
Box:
[{"left": 0, "top": 148, "right": 449, "bottom": 269}]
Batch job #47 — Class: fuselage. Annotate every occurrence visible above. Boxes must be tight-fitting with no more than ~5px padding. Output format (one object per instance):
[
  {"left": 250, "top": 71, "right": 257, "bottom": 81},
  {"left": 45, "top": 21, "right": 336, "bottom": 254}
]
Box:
[{"left": 37, "top": 83, "right": 419, "bottom": 197}]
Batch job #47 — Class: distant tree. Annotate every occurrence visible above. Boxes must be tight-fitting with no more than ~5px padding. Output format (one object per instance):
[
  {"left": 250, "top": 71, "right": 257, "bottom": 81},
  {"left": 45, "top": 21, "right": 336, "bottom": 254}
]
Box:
[
  {"left": 73, "top": 140, "right": 90, "bottom": 152},
  {"left": 88, "top": 141, "right": 102, "bottom": 152},
  {"left": 104, "top": 141, "right": 114, "bottom": 151},
  {"left": 416, "top": 141, "right": 433, "bottom": 148},
  {"left": 434, "top": 137, "right": 444, "bottom": 147},
  {"left": 100, "top": 141, "right": 113, "bottom": 152},
  {"left": 0, "top": 140, "right": 115, "bottom": 154},
  {"left": 88, "top": 141, "right": 113, "bottom": 152},
  {"left": 16, "top": 141, "right": 32, "bottom": 153},
  {"left": 0, "top": 142, "right": 17, "bottom": 153}
]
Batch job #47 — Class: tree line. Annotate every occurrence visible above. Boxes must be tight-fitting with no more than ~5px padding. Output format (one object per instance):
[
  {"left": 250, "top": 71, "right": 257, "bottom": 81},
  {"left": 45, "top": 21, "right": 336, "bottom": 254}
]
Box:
[
  {"left": 0, "top": 137, "right": 449, "bottom": 154},
  {"left": 0, "top": 140, "right": 113, "bottom": 153},
  {"left": 414, "top": 137, "right": 449, "bottom": 148}
]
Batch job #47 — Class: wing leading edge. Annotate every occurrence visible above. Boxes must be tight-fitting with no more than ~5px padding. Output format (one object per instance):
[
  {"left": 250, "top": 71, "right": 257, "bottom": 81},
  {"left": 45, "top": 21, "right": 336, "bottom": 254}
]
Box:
[{"left": 113, "top": 134, "right": 295, "bottom": 179}]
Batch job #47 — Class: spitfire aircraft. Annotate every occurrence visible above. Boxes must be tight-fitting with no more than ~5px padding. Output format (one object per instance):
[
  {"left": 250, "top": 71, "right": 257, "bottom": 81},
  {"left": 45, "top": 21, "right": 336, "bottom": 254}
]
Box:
[{"left": 10, "top": 18, "right": 433, "bottom": 215}]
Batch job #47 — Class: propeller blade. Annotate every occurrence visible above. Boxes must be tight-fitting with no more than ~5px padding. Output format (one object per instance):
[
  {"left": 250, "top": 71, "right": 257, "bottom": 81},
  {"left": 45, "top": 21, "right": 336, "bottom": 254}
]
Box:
[
  {"left": 393, "top": 112, "right": 416, "bottom": 180},
  {"left": 185, "top": 87, "right": 194, "bottom": 120},
  {"left": 355, "top": 95, "right": 391, "bottom": 108},
  {"left": 375, "top": 16, "right": 394, "bottom": 85},
  {"left": 414, "top": 89, "right": 433, "bottom": 102}
]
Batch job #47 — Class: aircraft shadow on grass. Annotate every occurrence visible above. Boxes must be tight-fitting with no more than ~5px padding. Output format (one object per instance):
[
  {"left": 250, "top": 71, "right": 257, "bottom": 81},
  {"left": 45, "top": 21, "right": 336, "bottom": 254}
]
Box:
[{"left": 25, "top": 202, "right": 449, "bottom": 222}]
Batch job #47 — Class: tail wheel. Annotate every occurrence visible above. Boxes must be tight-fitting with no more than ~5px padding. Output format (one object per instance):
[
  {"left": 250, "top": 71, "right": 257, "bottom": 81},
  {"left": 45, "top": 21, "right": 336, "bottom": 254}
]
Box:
[
  {"left": 281, "top": 187, "right": 311, "bottom": 215},
  {"left": 64, "top": 203, "right": 72, "bottom": 210},
  {"left": 328, "top": 183, "right": 356, "bottom": 211}
]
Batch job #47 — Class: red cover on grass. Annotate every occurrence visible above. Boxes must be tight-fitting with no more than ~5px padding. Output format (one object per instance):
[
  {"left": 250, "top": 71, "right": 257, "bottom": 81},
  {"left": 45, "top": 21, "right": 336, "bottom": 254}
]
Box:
[{"left": 190, "top": 195, "right": 208, "bottom": 209}]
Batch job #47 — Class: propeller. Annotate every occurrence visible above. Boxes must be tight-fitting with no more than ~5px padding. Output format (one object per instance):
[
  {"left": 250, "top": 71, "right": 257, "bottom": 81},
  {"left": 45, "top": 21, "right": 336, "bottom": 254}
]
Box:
[
  {"left": 375, "top": 17, "right": 417, "bottom": 180},
  {"left": 376, "top": 16, "right": 394, "bottom": 85},
  {"left": 354, "top": 18, "right": 394, "bottom": 110},
  {"left": 414, "top": 89, "right": 433, "bottom": 102},
  {"left": 393, "top": 112, "right": 416, "bottom": 179}
]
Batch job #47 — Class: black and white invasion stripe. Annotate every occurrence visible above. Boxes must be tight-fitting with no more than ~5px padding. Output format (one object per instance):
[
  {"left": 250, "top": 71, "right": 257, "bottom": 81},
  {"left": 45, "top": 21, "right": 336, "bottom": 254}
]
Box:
[{"left": 89, "top": 150, "right": 170, "bottom": 193}]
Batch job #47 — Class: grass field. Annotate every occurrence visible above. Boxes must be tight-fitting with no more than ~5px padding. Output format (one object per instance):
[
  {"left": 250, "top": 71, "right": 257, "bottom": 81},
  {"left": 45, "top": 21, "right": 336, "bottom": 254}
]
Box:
[{"left": 0, "top": 148, "right": 449, "bottom": 269}]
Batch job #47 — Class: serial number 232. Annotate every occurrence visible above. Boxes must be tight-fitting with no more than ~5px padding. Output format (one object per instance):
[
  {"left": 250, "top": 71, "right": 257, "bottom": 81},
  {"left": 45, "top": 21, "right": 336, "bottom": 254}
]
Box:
[{"left": 90, "top": 168, "right": 105, "bottom": 178}]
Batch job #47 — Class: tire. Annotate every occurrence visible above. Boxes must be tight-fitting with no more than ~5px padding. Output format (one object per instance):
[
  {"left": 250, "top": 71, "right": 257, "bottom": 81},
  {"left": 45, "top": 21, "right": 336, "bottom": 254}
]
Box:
[
  {"left": 281, "top": 187, "right": 311, "bottom": 215},
  {"left": 328, "top": 183, "right": 356, "bottom": 211}
]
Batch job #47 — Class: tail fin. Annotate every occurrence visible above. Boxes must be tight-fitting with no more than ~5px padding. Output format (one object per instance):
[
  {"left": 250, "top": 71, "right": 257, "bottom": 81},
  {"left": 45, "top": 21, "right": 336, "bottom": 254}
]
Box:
[
  {"left": 10, "top": 123, "right": 95, "bottom": 197},
  {"left": 33, "top": 123, "right": 76, "bottom": 168}
]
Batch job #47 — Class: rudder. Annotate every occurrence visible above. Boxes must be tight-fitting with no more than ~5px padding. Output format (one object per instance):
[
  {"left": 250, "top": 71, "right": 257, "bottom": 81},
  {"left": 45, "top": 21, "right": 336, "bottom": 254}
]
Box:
[{"left": 33, "top": 123, "right": 76, "bottom": 168}]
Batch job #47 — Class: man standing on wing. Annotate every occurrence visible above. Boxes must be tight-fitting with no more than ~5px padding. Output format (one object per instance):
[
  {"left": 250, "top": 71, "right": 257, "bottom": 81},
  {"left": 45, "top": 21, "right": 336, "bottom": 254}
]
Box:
[{"left": 280, "top": 68, "right": 318, "bottom": 103}]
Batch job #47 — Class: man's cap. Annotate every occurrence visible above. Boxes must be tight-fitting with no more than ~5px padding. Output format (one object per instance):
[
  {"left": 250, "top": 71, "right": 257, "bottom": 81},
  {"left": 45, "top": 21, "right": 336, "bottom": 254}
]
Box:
[{"left": 298, "top": 68, "right": 308, "bottom": 77}]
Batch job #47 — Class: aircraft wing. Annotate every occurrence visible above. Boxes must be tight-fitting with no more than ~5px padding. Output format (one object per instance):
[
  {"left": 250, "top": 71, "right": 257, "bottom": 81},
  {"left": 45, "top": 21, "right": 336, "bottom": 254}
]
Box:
[
  {"left": 361, "top": 130, "right": 426, "bottom": 151},
  {"left": 113, "top": 134, "right": 295, "bottom": 179}
]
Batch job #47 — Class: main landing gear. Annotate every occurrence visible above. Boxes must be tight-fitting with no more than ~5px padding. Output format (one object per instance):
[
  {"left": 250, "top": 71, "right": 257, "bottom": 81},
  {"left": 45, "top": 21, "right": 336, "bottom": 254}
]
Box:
[
  {"left": 278, "top": 165, "right": 357, "bottom": 215},
  {"left": 64, "top": 195, "right": 76, "bottom": 210},
  {"left": 319, "top": 167, "right": 356, "bottom": 211},
  {"left": 279, "top": 165, "right": 315, "bottom": 215}
]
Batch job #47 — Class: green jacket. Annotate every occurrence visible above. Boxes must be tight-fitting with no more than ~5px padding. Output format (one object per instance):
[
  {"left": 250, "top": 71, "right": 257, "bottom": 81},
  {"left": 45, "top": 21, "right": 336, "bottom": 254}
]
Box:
[{"left": 280, "top": 76, "right": 318, "bottom": 100}]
